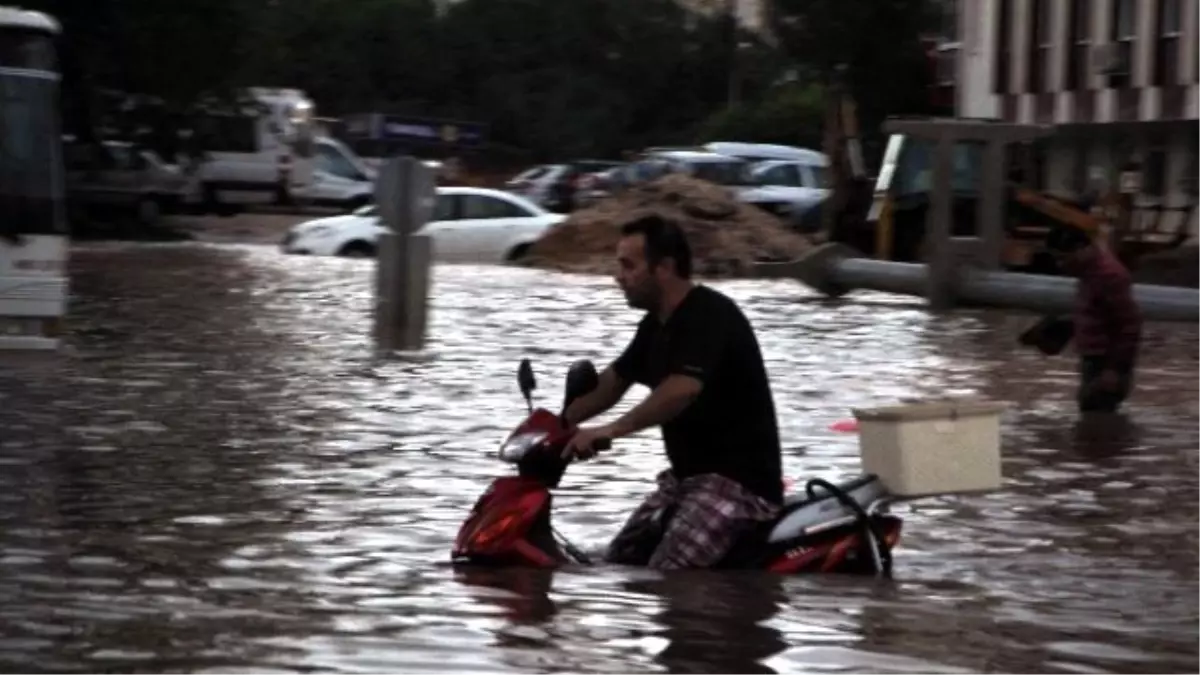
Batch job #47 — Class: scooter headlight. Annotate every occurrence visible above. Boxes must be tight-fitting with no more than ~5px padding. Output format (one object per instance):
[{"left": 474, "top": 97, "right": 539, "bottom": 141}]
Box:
[{"left": 499, "top": 431, "right": 548, "bottom": 462}]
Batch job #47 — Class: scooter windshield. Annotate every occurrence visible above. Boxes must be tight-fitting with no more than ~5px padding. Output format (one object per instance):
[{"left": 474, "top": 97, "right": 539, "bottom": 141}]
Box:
[{"left": 498, "top": 431, "right": 548, "bottom": 463}]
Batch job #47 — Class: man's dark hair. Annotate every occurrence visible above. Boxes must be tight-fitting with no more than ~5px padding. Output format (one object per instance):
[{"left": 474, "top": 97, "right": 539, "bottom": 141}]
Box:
[
  {"left": 1045, "top": 225, "right": 1093, "bottom": 253},
  {"left": 620, "top": 213, "right": 693, "bottom": 278}
]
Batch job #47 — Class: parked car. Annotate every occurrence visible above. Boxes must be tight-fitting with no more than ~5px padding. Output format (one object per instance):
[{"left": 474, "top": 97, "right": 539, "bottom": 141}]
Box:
[
  {"left": 587, "top": 150, "right": 751, "bottom": 194},
  {"left": 750, "top": 157, "right": 831, "bottom": 190},
  {"left": 576, "top": 150, "right": 762, "bottom": 208},
  {"left": 738, "top": 159, "right": 832, "bottom": 229},
  {"left": 280, "top": 186, "right": 566, "bottom": 263},
  {"left": 703, "top": 141, "right": 827, "bottom": 165},
  {"left": 503, "top": 160, "right": 623, "bottom": 212},
  {"left": 504, "top": 164, "right": 560, "bottom": 205},
  {"left": 575, "top": 165, "right": 630, "bottom": 209},
  {"left": 64, "top": 139, "right": 197, "bottom": 226},
  {"left": 640, "top": 150, "right": 756, "bottom": 186}
]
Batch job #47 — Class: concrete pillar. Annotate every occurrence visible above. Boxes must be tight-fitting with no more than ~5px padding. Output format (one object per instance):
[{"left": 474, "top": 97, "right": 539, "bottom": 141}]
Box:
[
  {"left": 1182, "top": 0, "right": 1200, "bottom": 84},
  {"left": 926, "top": 137, "right": 957, "bottom": 308},
  {"left": 373, "top": 156, "right": 436, "bottom": 352},
  {"left": 977, "top": 140, "right": 1009, "bottom": 268}
]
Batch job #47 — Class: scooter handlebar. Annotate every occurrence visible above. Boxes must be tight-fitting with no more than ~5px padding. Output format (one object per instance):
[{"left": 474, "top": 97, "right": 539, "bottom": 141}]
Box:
[
  {"left": 557, "top": 420, "right": 612, "bottom": 453},
  {"left": 552, "top": 433, "right": 611, "bottom": 461}
]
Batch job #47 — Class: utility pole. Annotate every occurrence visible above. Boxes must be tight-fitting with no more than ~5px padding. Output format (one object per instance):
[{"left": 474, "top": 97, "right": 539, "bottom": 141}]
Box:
[{"left": 373, "top": 156, "right": 436, "bottom": 352}]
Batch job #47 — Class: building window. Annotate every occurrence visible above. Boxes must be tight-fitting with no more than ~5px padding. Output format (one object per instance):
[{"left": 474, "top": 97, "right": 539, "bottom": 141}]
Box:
[
  {"left": 1071, "top": 142, "right": 1091, "bottom": 195},
  {"left": 1027, "top": 0, "right": 1052, "bottom": 92},
  {"left": 1183, "top": 145, "right": 1198, "bottom": 197},
  {"left": 993, "top": 0, "right": 1012, "bottom": 93},
  {"left": 1031, "top": 144, "right": 1048, "bottom": 191},
  {"left": 1108, "top": 0, "right": 1136, "bottom": 88},
  {"left": 936, "top": 43, "right": 959, "bottom": 88},
  {"left": 1153, "top": 0, "right": 1182, "bottom": 86},
  {"left": 933, "top": 0, "right": 958, "bottom": 97},
  {"left": 938, "top": 0, "right": 957, "bottom": 40},
  {"left": 1066, "top": 0, "right": 1091, "bottom": 90},
  {"left": 1143, "top": 149, "right": 1167, "bottom": 197}
]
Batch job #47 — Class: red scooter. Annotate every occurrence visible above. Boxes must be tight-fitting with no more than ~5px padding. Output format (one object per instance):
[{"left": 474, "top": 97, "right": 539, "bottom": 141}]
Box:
[{"left": 451, "top": 359, "right": 903, "bottom": 576}]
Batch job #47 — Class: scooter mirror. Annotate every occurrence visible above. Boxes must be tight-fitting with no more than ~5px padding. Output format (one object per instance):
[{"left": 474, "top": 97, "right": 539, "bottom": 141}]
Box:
[
  {"left": 562, "top": 359, "right": 599, "bottom": 414},
  {"left": 517, "top": 358, "right": 537, "bottom": 400}
]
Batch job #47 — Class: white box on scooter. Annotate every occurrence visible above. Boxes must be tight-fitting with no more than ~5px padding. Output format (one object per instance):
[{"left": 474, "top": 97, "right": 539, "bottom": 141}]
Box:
[{"left": 852, "top": 399, "right": 1006, "bottom": 498}]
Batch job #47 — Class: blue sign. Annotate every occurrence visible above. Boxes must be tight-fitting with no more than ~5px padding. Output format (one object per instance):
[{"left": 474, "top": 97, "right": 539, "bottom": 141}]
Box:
[{"left": 348, "top": 113, "right": 488, "bottom": 147}]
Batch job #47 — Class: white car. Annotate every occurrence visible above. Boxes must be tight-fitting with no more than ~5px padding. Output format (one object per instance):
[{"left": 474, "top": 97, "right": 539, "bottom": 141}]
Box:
[
  {"left": 738, "top": 159, "right": 831, "bottom": 230},
  {"left": 280, "top": 186, "right": 567, "bottom": 262}
]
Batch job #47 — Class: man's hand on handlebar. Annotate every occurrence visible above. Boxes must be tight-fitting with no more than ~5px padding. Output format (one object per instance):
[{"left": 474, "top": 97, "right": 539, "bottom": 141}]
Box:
[{"left": 562, "top": 425, "right": 613, "bottom": 461}]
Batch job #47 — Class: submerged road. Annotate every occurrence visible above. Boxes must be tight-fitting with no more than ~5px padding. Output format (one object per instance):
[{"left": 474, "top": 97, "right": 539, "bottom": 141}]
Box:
[{"left": 0, "top": 242, "right": 1195, "bottom": 673}]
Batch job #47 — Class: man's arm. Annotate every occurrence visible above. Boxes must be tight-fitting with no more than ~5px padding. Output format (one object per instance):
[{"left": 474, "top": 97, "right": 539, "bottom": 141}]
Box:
[
  {"left": 562, "top": 366, "right": 632, "bottom": 426},
  {"left": 607, "top": 374, "right": 703, "bottom": 438}
]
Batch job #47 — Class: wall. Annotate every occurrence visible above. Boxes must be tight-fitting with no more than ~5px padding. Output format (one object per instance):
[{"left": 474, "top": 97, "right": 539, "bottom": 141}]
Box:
[
  {"left": 957, "top": 0, "right": 1002, "bottom": 118},
  {"left": 954, "top": 0, "right": 1198, "bottom": 241}
]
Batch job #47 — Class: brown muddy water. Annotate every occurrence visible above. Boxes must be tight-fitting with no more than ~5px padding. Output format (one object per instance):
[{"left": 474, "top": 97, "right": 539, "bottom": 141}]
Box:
[{"left": 0, "top": 242, "right": 1196, "bottom": 674}]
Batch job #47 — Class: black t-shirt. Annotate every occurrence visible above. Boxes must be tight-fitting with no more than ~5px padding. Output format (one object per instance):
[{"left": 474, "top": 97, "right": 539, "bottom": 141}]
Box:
[{"left": 612, "top": 285, "right": 783, "bottom": 503}]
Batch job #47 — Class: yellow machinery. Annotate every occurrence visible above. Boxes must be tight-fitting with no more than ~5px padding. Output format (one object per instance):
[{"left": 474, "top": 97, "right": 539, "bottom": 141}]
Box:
[{"left": 825, "top": 124, "right": 1190, "bottom": 275}]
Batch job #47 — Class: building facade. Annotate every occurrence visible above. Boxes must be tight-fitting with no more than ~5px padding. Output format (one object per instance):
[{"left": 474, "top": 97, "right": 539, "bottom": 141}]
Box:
[{"left": 951, "top": 0, "right": 1198, "bottom": 223}]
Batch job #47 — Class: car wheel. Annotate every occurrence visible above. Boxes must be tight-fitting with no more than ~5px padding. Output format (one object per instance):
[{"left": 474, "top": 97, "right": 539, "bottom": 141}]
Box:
[
  {"left": 136, "top": 196, "right": 162, "bottom": 226},
  {"left": 346, "top": 195, "right": 371, "bottom": 213},
  {"left": 505, "top": 243, "right": 533, "bottom": 262},
  {"left": 338, "top": 240, "right": 377, "bottom": 258},
  {"left": 201, "top": 183, "right": 233, "bottom": 218}
]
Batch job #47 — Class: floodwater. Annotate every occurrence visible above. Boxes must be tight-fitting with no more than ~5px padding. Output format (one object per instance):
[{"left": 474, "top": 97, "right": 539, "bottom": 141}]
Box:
[{"left": 0, "top": 242, "right": 1197, "bottom": 674}]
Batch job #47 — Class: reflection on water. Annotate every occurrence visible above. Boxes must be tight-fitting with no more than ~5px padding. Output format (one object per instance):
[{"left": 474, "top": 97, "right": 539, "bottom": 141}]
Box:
[{"left": 0, "top": 242, "right": 1195, "bottom": 674}]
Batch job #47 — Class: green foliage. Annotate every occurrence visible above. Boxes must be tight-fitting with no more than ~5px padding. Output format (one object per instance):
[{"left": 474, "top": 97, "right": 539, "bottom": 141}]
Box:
[
  {"left": 21, "top": 0, "right": 939, "bottom": 159},
  {"left": 697, "top": 84, "right": 826, "bottom": 148},
  {"left": 768, "top": 0, "right": 939, "bottom": 144}
]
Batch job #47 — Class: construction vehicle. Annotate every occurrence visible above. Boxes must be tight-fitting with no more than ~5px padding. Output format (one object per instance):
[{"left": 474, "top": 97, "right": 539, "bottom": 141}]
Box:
[{"left": 807, "top": 81, "right": 1193, "bottom": 276}]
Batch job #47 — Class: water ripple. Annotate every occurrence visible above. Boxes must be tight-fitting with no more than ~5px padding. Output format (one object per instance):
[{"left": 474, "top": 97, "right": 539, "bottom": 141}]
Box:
[{"left": 0, "top": 242, "right": 1194, "bottom": 674}]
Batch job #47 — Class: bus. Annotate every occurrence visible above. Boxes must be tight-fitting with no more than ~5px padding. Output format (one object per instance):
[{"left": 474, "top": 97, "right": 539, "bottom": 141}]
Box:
[{"left": 0, "top": 6, "right": 67, "bottom": 350}]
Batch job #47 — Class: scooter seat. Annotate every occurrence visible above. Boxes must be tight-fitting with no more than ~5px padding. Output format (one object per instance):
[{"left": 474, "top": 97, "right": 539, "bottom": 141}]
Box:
[{"left": 767, "top": 474, "right": 888, "bottom": 544}]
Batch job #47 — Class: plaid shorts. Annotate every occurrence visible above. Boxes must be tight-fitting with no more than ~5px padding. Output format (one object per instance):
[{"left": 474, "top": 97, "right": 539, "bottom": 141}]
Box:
[{"left": 605, "top": 470, "right": 781, "bottom": 570}]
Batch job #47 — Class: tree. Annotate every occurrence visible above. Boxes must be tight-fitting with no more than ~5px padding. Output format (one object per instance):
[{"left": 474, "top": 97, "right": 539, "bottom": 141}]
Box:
[
  {"left": 696, "top": 83, "right": 825, "bottom": 148},
  {"left": 241, "top": 0, "right": 446, "bottom": 114},
  {"left": 439, "top": 0, "right": 737, "bottom": 156},
  {"left": 27, "top": 0, "right": 256, "bottom": 106},
  {"left": 25, "top": 0, "right": 939, "bottom": 160},
  {"left": 768, "top": 0, "right": 939, "bottom": 149}
]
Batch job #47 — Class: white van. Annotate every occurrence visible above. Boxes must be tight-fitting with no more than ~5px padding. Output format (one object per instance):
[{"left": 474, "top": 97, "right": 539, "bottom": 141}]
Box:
[
  {"left": 189, "top": 87, "right": 317, "bottom": 215},
  {"left": 289, "top": 137, "right": 376, "bottom": 212}
]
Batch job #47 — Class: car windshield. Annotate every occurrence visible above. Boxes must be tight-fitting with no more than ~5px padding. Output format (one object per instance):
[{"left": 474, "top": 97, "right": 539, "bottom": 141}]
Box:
[
  {"left": 574, "top": 161, "right": 621, "bottom": 173},
  {"left": 810, "top": 165, "right": 831, "bottom": 188},
  {"left": 750, "top": 163, "right": 793, "bottom": 186},
  {"left": 316, "top": 143, "right": 365, "bottom": 180},
  {"left": 893, "top": 140, "right": 984, "bottom": 196},
  {"left": 691, "top": 160, "right": 752, "bottom": 186}
]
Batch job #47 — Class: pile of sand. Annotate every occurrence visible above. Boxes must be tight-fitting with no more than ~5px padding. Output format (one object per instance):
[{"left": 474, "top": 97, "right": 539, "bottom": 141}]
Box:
[
  {"left": 523, "top": 174, "right": 812, "bottom": 277},
  {"left": 1131, "top": 243, "right": 1199, "bottom": 288}
]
